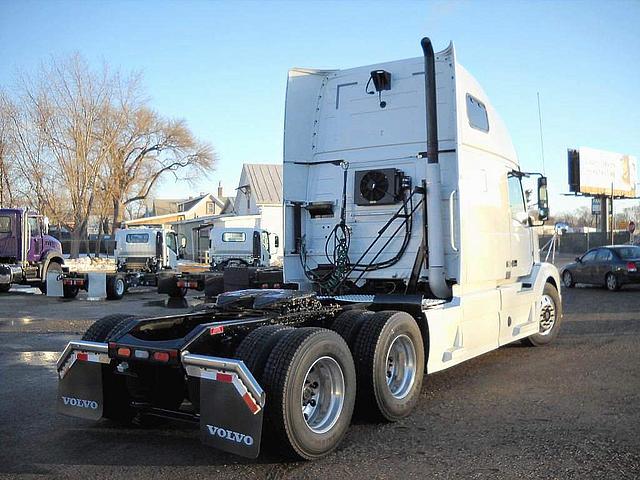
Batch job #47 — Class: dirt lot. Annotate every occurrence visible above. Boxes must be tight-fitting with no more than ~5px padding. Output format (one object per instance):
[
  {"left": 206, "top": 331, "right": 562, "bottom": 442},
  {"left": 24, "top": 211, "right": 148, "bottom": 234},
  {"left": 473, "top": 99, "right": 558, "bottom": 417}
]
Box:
[{"left": 0, "top": 275, "right": 639, "bottom": 479}]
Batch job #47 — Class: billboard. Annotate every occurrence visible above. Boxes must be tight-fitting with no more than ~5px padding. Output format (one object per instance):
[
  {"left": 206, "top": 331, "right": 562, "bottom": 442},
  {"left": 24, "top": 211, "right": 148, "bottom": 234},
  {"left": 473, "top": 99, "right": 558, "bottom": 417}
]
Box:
[{"left": 568, "top": 147, "right": 637, "bottom": 197}]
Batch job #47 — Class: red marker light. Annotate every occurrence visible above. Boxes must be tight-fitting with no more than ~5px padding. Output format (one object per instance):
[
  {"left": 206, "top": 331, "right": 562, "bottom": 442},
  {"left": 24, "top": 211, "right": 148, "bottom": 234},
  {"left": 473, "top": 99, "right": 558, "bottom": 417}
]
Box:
[
  {"left": 153, "top": 351, "right": 170, "bottom": 362},
  {"left": 210, "top": 325, "right": 224, "bottom": 335},
  {"left": 76, "top": 353, "right": 88, "bottom": 361}
]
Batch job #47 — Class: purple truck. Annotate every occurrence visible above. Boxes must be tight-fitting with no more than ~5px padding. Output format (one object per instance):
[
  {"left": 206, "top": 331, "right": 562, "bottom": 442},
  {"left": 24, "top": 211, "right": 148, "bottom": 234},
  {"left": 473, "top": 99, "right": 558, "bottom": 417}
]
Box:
[{"left": 0, "top": 208, "right": 64, "bottom": 293}]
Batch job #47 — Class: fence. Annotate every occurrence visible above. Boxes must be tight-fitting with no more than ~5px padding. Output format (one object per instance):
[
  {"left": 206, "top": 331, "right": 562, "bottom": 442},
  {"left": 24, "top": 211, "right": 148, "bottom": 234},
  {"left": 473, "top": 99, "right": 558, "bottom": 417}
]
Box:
[
  {"left": 538, "top": 232, "right": 636, "bottom": 255},
  {"left": 60, "top": 239, "right": 116, "bottom": 257}
]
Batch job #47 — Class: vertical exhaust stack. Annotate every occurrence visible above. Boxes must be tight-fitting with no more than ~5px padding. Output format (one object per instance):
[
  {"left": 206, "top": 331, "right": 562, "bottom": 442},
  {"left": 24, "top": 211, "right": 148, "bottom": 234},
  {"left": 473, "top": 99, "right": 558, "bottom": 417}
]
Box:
[{"left": 421, "top": 37, "right": 452, "bottom": 299}]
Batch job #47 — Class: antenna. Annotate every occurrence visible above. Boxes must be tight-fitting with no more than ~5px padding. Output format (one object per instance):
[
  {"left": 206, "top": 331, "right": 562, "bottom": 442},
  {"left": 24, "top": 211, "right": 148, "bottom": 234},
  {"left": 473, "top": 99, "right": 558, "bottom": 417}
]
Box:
[{"left": 537, "top": 92, "right": 546, "bottom": 175}]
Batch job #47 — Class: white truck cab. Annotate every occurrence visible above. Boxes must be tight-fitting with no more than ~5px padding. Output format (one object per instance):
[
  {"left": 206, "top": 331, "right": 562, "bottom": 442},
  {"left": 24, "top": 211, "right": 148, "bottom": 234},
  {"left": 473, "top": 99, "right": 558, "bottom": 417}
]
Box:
[
  {"left": 115, "top": 227, "right": 181, "bottom": 273},
  {"left": 209, "top": 227, "right": 277, "bottom": 269},
  {"left": 283, "top": 39, "right": 560, "bottom": 372}
]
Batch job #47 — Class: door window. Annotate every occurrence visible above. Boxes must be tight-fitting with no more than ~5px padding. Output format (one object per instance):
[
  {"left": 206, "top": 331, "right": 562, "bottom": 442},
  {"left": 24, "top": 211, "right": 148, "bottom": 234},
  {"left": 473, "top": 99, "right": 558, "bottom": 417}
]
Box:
[
  {"left": 596, "top": 249, "right": 612, "bottom": 262},
  {"left": 28, "top": 217, "right": 41, "bottom": 236},
  {"left": 581, "top": 250, "right": 597, "bottom": 263},
  {"left": 166, "top": 233, "right": 177, "bottom": 253},
  {"left": 507, "top": 175, "right": 526, "bottom": 217}
]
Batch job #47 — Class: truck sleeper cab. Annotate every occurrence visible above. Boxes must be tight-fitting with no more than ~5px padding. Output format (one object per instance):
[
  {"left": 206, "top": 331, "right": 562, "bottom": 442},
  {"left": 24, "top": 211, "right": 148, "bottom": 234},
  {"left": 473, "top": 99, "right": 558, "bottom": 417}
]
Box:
[{"left": 56, "top": 37, "right": 562, "bottom": 460}]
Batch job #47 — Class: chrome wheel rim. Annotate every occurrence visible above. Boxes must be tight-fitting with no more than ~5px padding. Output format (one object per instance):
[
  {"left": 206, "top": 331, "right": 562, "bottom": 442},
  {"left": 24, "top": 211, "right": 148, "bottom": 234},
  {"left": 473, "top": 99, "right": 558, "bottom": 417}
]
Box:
[
  {"left": 539, "top": 294, "right": 556, "bottom": 336},
  {"left": 115, "top": 278, "right": 125, "bottom": 296},
  {"left": 606, "top": 274, "right": 617, "bottom": 290},
  {"left": 301, "top": 356, "right": 344, "bottom": 434},
  {"left": 563, "top": 271, "right": 572, "bottom": 286},
  {"left": 385, "top": 334, "right": 416, "bottom": 399}
]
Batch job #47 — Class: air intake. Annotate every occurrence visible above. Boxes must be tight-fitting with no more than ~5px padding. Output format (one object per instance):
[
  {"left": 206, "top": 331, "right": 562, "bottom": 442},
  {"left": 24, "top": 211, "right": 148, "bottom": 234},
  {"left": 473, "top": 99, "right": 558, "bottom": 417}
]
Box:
[{"left": 354, "top": 169, "right": 402, "bottom": 206}]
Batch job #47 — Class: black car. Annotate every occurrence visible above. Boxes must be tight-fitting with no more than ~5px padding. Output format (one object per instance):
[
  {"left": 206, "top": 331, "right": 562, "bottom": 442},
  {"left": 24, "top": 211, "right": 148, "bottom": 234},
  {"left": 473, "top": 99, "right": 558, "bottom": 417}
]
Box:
[{"left": 561, "top": 245, "right": 640, "bottom": 291}]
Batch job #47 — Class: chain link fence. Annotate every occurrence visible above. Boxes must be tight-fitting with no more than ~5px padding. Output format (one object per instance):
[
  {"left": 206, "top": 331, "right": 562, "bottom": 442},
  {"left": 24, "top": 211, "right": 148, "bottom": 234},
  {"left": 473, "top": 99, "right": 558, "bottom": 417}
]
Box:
[{"left": 539, "top": 231, "right": 636, "bottom": 255}]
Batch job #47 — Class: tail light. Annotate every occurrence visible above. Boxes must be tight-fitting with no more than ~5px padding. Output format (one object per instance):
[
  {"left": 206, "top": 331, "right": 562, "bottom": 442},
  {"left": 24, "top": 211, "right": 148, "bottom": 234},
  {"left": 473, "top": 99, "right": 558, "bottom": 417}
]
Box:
[
  {"left": 627, "top": 262, "right": 637, "bottom": 273},
  {"left": 116, "top": 347, "right": 131, "bottom": 358},
  {"left": 153, "top": 351, "right": 170, "bottom": 362}
]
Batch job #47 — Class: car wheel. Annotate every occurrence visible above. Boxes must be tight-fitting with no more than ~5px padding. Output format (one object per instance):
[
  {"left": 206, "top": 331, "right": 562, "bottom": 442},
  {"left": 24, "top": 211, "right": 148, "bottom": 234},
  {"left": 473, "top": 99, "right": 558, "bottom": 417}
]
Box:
[
  {"left": 562, "top": 270, "right": 574, "bottom": 288},
  {"left": 605, "top": 272, "right": 620, "bottom": 291}
]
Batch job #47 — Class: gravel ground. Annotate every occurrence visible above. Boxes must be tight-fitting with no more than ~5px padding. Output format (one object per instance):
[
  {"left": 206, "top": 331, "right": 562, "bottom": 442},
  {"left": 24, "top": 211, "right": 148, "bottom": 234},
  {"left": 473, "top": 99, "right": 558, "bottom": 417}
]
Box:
[{"left": 0, "top": 274, "right": 639, "bottom": 479}]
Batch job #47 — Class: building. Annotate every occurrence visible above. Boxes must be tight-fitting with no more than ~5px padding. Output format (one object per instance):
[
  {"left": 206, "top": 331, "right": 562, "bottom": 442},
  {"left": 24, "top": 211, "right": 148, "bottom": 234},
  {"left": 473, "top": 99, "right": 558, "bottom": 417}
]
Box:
[{"left": 125, "top": 185, "right": 231, "bottom": 229}]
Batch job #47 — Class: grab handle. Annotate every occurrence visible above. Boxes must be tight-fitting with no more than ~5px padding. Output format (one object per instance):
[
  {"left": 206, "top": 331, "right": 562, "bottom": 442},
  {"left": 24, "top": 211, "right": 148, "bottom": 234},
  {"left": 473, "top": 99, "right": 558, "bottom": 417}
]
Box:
[{"left": 449, "top": 190, "right": 458, "bottom": 252}]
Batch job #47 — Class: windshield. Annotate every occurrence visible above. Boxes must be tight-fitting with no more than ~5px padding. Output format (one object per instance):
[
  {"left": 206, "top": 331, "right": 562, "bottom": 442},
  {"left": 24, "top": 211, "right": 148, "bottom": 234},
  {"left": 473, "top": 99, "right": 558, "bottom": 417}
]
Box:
[
  {"left": 0, "top": 215, "right": 11, "bottom": 234},
  {"left": 614, "top": 246, "right": 640, "bottom": 260}
]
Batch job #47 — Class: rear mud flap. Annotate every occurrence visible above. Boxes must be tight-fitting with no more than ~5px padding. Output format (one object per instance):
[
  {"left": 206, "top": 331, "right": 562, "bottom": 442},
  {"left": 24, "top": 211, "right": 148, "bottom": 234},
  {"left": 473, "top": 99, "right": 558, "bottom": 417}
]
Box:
[
  {"left": 56, "top": 341, "right": 110, "bottom": 420},
  {"left": 199, "top": 377, "right": 263, "bottom": 458},
  {"left": 57, "top": 360, "right": 104, "bottom": 420},
  {"left": 183, "top": 353, "right": 266, "bottom": 459}
]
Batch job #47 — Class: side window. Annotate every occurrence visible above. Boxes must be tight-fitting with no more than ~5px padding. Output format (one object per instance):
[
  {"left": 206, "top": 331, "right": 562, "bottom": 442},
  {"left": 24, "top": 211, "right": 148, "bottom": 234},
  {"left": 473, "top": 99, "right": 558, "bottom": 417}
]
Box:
[
  {"left": 166, "top": 233, "right": 177, "bottom": 252},
  {"left": 595, "top": 249, "right": 612, "bottom": 261},
  {"left": 582, "top": 250, "right": 597, "bottom": 263},
  {"left": 466, "top": 94, "right": 489, "bottom": 132},
  {"left": 507, "top": 175, "right": 526, "bottom": 217}
]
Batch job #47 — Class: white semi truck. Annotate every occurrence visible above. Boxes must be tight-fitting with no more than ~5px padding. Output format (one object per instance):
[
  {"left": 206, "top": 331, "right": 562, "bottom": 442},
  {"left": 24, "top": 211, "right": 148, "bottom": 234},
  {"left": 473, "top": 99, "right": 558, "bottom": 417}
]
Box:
[
  {"left": 59, "top": 227, "right": 182, "bottom": 299},
  {"left": 157, "top": 226, "right": 283, "bottom": 298},
  {"left": 56, "top": 37, "right": 561, "bottom": 460}
]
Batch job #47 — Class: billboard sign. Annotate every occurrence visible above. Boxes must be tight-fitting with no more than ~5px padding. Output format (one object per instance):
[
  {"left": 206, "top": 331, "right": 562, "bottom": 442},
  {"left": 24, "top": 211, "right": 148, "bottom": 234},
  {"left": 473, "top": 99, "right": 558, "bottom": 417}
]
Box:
[{"left": 568, "top": 147, "right": 637, "bottom": 197}]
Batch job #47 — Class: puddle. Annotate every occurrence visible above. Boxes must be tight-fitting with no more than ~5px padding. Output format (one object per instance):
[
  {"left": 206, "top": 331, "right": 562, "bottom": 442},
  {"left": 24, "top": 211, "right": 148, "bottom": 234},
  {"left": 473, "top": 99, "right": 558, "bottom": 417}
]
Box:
[{"left": 13, "top": 351, "right": 59, "bottom": 369}]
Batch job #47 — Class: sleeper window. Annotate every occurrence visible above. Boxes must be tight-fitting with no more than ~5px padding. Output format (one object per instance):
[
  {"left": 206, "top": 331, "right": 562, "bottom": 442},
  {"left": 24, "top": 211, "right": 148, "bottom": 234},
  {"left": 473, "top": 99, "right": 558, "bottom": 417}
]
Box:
[{"left": 466, "top": 94, "right": 489, "bottom": 132}]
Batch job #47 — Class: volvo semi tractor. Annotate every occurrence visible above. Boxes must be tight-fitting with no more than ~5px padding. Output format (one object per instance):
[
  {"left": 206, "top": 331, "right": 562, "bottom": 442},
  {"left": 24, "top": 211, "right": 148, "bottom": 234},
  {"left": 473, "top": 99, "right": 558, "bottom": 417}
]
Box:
[{"left": 56, "top": 37, "right": 561, "bottom": 461}]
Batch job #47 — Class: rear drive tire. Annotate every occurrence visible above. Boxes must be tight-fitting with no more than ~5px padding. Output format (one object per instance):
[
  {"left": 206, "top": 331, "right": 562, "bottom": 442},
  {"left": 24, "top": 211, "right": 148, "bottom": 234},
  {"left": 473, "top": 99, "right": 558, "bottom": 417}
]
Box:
[
  {"left": 106, "top": 276, "right": 126, "bottom": 300},
  {"left": 522, "top": 283, "right": 563, "bottom": 346},
  {"left": 40, "top": 261, "right": 62, "bottom": 294},
  {"left": 353, "top": 311, "right": 425, "bottom": 422},
  {"left": 261, "top": 328, "right": 356, "bottom": 460},
  {"left": 234, "top": 325, "right": 293, "bottom": 381},
  {"left": 562, "top": 270, "right": 574, "bottom": 288},
  {"left": 605, "top": 272, "right": 621, "bottom": 291},
  {"left": 82, "top": 314, "right": 139, "bottom": 423},
  {"left": 331, "top": 309, "right": 372, "bottom": 349}
]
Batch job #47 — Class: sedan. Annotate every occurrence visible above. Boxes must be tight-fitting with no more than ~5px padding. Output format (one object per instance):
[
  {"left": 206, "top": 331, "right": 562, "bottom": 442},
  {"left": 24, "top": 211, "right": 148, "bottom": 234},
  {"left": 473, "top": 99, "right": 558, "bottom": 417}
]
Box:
[{"left": 561, "top": 245, "right": 640, "bottom": 291}]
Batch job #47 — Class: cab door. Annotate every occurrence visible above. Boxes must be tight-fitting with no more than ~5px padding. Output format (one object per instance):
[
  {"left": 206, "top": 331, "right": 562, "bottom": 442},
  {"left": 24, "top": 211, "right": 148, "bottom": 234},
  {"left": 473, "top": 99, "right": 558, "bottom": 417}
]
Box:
[
  {"left": 575, "top": 249, "right": 597, "bottom": 283},
  {"left": 164, "top": 232, "right": 178, "bottom": 269},
  {"left": 507, "top": 174, "right": 533, "bottom": 279}
]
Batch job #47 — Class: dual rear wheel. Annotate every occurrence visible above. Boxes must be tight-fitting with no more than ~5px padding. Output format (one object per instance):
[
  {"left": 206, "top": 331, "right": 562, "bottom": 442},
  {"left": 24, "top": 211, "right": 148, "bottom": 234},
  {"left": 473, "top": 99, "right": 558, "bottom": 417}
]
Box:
[{"left": 234, "top": 310, "right": 425, "bottom": 459}]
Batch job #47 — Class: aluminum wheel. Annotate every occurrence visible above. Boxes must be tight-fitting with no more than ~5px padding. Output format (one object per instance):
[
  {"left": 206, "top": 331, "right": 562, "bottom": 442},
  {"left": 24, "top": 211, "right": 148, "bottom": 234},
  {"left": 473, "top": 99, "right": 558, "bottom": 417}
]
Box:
[
  {"left": 539, "top": 294, "right": 556, "bottom": 336},
  {"left": 301, "top": 356, "right": 345, "bottom": 434},
  {"left": 115, "top": 278, "right": 125, "bottom": 296},
  {"left": 606, "top": 273, "right": 618, "bottom": 291},
  {"left": 385, "top": 334, "right": 417, "bottom": 399}
]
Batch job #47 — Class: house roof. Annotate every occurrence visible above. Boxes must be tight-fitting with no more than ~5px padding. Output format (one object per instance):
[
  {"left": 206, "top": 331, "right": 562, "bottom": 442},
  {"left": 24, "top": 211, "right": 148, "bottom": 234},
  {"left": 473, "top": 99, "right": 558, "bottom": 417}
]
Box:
[
  {"left": 242, "top": 164, "right": 283, "bottom": 205},
  {"left": 151, "top": 198, "right": 186, "bottom": 216}
]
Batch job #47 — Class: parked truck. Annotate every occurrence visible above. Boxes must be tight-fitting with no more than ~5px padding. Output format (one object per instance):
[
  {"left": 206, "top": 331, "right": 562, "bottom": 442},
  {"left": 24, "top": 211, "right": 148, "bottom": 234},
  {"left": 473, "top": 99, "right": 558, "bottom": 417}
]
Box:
[
  {"left": 157, "top": 226, "right": 284, "bottom": 298},
  {"left": 60, "top": 226, "right": 182, "bottom": 300},
  {"left": 56, "top": 38, "right": 561, "bottom": 460},
  {"left": 0, "top": 208, "right": 65, "bottom": 294}
]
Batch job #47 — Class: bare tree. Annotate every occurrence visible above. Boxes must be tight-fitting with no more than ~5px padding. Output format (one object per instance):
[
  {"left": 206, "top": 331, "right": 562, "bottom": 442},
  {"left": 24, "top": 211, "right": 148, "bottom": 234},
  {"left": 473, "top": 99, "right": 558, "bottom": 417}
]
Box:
[
  {"left": 101, "top": 105, "right": 215, "bottom": 234},
  {"left": 0, "top": 92, "right": 15, "bottom": 207}
]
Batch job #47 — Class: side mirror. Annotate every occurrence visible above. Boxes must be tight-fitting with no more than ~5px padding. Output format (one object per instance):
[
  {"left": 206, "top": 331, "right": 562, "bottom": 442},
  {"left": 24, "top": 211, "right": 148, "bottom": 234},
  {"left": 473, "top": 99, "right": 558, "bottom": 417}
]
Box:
[
  {"left": 274, "top": 235, "right": 280, "bottom": 248},
  {"left": 537, "top": 177, "right": 549, "bottom": 221},
  {"left": 575, "top": 257, "right": 581, "bottom": 263},
  {"left": 179, "top": 235, "right": 187, "bottom": 249},
  {"left": 42, "top": 217, "right": 50, "bottom": 235}
]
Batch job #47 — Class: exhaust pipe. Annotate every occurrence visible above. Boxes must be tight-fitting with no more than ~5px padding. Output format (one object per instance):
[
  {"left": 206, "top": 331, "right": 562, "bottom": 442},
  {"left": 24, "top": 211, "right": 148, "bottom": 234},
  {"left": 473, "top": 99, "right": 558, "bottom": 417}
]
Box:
[{"left": 421, "top": 37, "right": 451, "bottom": 299}]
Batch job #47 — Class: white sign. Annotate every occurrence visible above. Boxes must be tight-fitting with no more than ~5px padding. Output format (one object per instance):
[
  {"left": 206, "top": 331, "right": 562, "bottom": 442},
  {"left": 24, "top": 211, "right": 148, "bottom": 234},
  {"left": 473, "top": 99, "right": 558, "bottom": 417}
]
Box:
[{"left": 575, "top": 147, "right": 637, "bottom": 197}]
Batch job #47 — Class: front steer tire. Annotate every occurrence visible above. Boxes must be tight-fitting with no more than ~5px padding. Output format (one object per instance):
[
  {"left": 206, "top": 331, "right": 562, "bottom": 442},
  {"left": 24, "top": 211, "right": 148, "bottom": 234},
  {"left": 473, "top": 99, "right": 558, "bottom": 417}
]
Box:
[
  {"left": 82, "top": 314, "right": 139, "bottom": 423},
  {"left": 261, "top": 328, "right": 356, "bottom": 460},
  {"left": 106, "top": 276, "right": 126, "bottom": 300},
  {"left": 522, "top": 283, "right": 562, "bottom": 347},
  {"left": 353, "top": 311, "right": 425, "bottom": 422}
]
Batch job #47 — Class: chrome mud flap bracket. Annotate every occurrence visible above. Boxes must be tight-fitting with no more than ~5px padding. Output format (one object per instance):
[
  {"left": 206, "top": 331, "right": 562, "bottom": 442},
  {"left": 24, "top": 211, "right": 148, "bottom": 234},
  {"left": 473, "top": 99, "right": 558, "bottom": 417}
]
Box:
[
  {"left": 182, "top": 352, "right": 265, "bottom": 459},
  {"left": 56, "top": 341, "right": 110, "bottom": 420}
]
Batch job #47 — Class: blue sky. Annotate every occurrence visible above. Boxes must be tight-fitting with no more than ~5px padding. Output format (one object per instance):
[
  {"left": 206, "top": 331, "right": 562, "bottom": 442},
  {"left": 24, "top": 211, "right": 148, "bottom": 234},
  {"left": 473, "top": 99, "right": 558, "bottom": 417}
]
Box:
[{"left": 1, "top": 0, "right": 639, "bottom": 214}]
